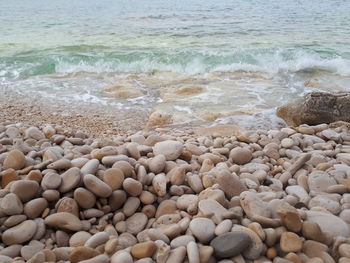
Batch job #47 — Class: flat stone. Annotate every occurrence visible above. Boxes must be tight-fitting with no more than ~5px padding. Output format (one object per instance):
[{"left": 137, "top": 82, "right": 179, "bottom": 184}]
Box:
[
  {"left": 1, "top": 169, "right": 19, "bottom": 188},
  {"left": 69, "top": 231, "right": 92, "bottom": 247},
  {"left": 74, "top": 187, "right": 96, "bottom": 209},
  {"left": 2, "top": 220, "right": 37, "bottom": 245},
  {"left": 44, "top": 212, "right": 83, "bottom": 231},
  {"left": 123, "top": 178, "right": 142, "bottom": 196},
  {"left": 210, "top": 232, "right": 252, "bottom": 259},
  {"left": 103, "top": 168, "right": 124, "bottom": 190},
  {"left": 24, "top": 198, "right": 48, "bottom": 218}
]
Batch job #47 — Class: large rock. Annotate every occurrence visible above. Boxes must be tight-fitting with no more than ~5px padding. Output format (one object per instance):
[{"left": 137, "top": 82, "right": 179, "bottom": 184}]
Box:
[{"left": 277, "top": 92, "right": 350, "bottom": 126}]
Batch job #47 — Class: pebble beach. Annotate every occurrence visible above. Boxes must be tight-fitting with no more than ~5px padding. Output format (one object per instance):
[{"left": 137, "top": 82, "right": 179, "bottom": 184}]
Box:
[{"left": 1, "top": 116, "right": 350, "bottom": 262}]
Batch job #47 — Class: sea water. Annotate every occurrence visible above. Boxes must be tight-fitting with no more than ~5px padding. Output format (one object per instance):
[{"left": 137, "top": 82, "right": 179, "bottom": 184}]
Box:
[{"left": 1, "top": 0, "right": 349, "bottom": 128}]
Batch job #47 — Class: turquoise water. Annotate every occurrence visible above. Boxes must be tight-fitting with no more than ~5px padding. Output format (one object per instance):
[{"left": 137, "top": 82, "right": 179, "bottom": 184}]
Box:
[{"left": 1, "top": 0, "right": 350, "bottom": 127}]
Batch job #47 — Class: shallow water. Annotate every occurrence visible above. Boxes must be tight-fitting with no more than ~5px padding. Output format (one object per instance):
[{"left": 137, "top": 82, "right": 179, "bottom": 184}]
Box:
[{"left": 1, "top": 0, "right": 350, "bottom": 128}]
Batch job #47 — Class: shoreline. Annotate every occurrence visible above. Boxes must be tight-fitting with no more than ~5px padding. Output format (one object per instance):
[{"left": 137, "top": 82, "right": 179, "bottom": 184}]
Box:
[{"left": 1, "top": 114, "right": 350, "bottom": 261}]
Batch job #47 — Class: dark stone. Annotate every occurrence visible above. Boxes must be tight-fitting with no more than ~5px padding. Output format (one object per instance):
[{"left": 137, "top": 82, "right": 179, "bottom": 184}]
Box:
[
  {"left": 210, "top": 232, "right": 252, "bottom": 258},
  {"left": 277, "top": 92, "right": 350, "bottom": 126}
]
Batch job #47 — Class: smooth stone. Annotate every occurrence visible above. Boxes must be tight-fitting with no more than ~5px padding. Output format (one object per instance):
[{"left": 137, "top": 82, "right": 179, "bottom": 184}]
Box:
[
  {"left": 47, "top": 158, "right": 71, "bottom": 170},
  {"left": 308, "top": 171, "right": 337, "bottom": 194},
  {"left": 59, "top": 167, "right": 81, "bottom": 193},
  {"left": 32, "top": 218, "right": 46, "bottom": 240},
  {"left": 276, "top": 202, "right": 302, "bottom": 232},
  {"left": 156, "top": 199, "right": 177, "bottom": 218},
  {"left": 198, "top": 199, "right": 229, "bottom": 222},
  {"left": 42, "top": 189, "right": 60, "bottom": 202},
  {"left": 189, "top": 218, "right": 215, "bottom": 243},
  {"left": 24, "top": 198, "right": 48, "bottom": 219},
  {"left": 308, "top": 195, "right": 341, "bottom": 214},
  {"left": 81, "top": 159, "right": 100, "bottom": 175},
  {"left": 131, "top": 241, "right": 157, "bottom": 259},
  {"left": 10, "top": 180, "right": 39, "bottom": 202},
  {"left": 153, "top": 140, "right": 184, "bottom": 161},
  {"left": 83, "top": 174, "right": 112, "bottom": 198},
  {"left": 170, "top": 235, "right": 195, "bottom": 248},
  {"left": 123, "top": 178, "right": 143, "bottom": 196},
  {"left": 74, "top": 187, "right": 96, "bottom": 209},
  {"left": 110, "top": 190, "right": 127, "bottom": 211},
  {"left": 215, "top": 169, "right": 247, "bottom": 198},
  {"left": 152, "top": 174, "right": 167, "bottom": 197},
  {"left": 166, "top": 246, "right": 186, "bottom": 263},
  {"left": 0, "top": 255, "right": 13, "bottom": 263},
  {"left": 280, "top": 232, "right": 302, "bottom": 252},
  {"left": 56, "top": 197, "right": 80, "bottom": 217},
  {"left": 149, "top": 154, "right": 166, "bottom": 174},
  {"left": 229, "top": 147, "right": 252, "bottom": 165},
  {"left": 79, "top": 254, "right": 110, "bottom": 263},
  {"left": 0, "top": 244, "right": 22, "bottom": 258},
  {"left": 3, "top": 149, "right": 26, "bottom": 170},
  {"left": 123, "top": 196, "right": 140, "bottom": 216},
  {"left": 301, "top": 221, "right": 326, "bottom": 243},
  {"left": 24, "top": 126, "right": 45, "bottom": 140},
  {"left": 85, "top": 232, "right": 109, "bottom": 248},
  {"left": 306, "top": 210, "right": 350, "bottom": 238},
  {"left": 1, "top": 169, "right": 19, "bottom": 188},
  {"left": 126, "top": 212, "right": 148, "bottom": 234},
  {"left": 231, "top": 225, "right": 263, "bottom": 260},
  {"left": 111, "top": 251, "right": 133, "bottom": 263},
  {"left": 3, "top": 214, "right": 27, "bottom": 228},
  {"left": 69, "top": 246, "right": 100, "bottom": 263},
  {"left": 41, "top": 172, "right": 62, "bottom": 189},
  {"left": 21, "top": 243, "right": 44, "bottom": 260},
  {"left": 187, "top": 241, "right": 200, "bottom": 263},
  {"left": 69, "top": 231, "right": 92, "bottom": 247},
  {"left": 44, "top": 212, "right": 83, "bottom": 231},
  {"left": 339, "top": 243, "right": 350, "bottom": 258},
  {"left": 103, "top": 168, "right": 124, "bottom": 190},
  {"left": 210, "top": 232, "right": 252, "bottom": 259},
  {"left": 2, "top": 220, "right": 37, "bottom": 245},
  {"left": 0, "top": 193, "right": 23, "bottom": 215},
  {"left": 215, "top": 220, "right": 233, "bottom": 236},
  {"left": 56, "top": 230, "right": 70, "bottom": 247}
]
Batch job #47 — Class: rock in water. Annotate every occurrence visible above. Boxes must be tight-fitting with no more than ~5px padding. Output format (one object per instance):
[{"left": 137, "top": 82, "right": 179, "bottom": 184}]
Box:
[{"left": 277, "top": 92, "right": 350, "bottom": 126}]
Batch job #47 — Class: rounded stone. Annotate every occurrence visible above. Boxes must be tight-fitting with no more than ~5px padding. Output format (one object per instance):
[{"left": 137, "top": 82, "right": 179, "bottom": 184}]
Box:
[
  {"left": 126, "top": 212, "right": 148, "bottom": 234},
  {"left": 131, "top": 241, "right": 157, "bottom": 259},
  {"left": 280, "top": 232, "right": 302, "bottom": 253},
  {"left": 189, "top": 218, "right": 215, "bottom": 243},
  {"left": 103, "top": 168, "right": 124, "bottom": 190},
  {"left": 83, "top": 174, "right": 112, "bottom": 198},
  {"left": 69, "top": 231, "right": 92, "bottom": 247},
  {"left": 42, "top": 172, "right": 62, "bottom": 189},
  {"left": 2, "top": 220, "right": 37, "bottom": 245},
  {"left": 59, "top": 167, "right": 81, "bottom": 193},
  {"left": 44, "top": 212, "right": 83, "bottom": 231},
  {"left": 74, "top": 188, "right": 96, "bottom": 209},
  {"left": 3, "top": 150, "right": 26, "bottom": 170},
  {"left": 153, "top": 140, "right": 184, "bottom": 161},
  {"left": 69, "top": 246, "right": 100, "bottom": 263},
  {"left": 229, "top": 147, "right": 252, "bottom": 165},
  {"left": 123, "top": 178, "right": 143, "bottom": 196},
  {"left": 10, "top": 180, "right": 39, "bottom": 202},
  {"left": 24, "top": 198, "right": 48, "bottom": 219},
  {"left": 210, "top": 232, "right": 252, "bottom": 259},
  {"left": 0, "top": 193, "right": 23, "bottom": 215}
]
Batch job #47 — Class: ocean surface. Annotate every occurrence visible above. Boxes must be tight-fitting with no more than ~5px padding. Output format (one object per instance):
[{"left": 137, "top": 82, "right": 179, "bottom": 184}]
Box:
[{"left": 1, "top": 0, "right": 350, "bottom": 128}]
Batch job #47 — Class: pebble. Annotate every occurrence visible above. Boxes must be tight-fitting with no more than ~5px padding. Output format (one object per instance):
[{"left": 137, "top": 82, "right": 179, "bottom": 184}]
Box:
[
  {"left": 153, "top": 140, "right": 184, "bottom": 161},
  {"left": 1, "top": 168, "right": 19, "bottom": 188},
  {"left": 276, "top": 202, "right": 302, "bottom": 232},
  {"left": 24, "top": 198, "right": 48, "bottom": 218},
  {"left": 126, "top": 212, "right": 148, "bottom": 234},
  {"left": 0, "top": 193, "right": 23, "bottom": 215},
  {"left": 103, "top": 168, "right": 124, "bottom": 190},
  {"left": 10, "top": 180, "right": 39, "bottom": 202},
  {"left": 69, "top": 231, "right": 92, "bottom": 247},
  {"left": 44, "top": 212, "right": 83, "bottom": 231},
  {"left": 3, "top": 149, "right": 26, "bottom": 170},
  {"left": 229, "top": 147, "right": 252, "bottom": 165},
  {"left": 69, "top": 246, "right": 100, "bottom": 263},
  {"left": 74, "top": 187, "right": 96, "bottom": 209},
  {"left": 131, "top": 241, "right": 157, "bottom": 259},
  {"left": 83, "top": 174, "right": 112, "bottom": 198},
  {"left": 211, "top": 232, "right": 252, "bottom": 259},
  {"left": 59, "top": 167, "right": 81, "bottom": 193},
  {"left": 187, "top": 241, "right": 200, "bottom": 263},
  {"left": 189, "top": 218, "right": 215, "bottom": 243},
  {"left": 123, "top": 177, "right": 143, "bottom": 196},
  {"left": 2, "top": 220, "right": 37, "bottom": 245},
  {"left": 280, "top": 232, "right": 302, "bottom": 253}
]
